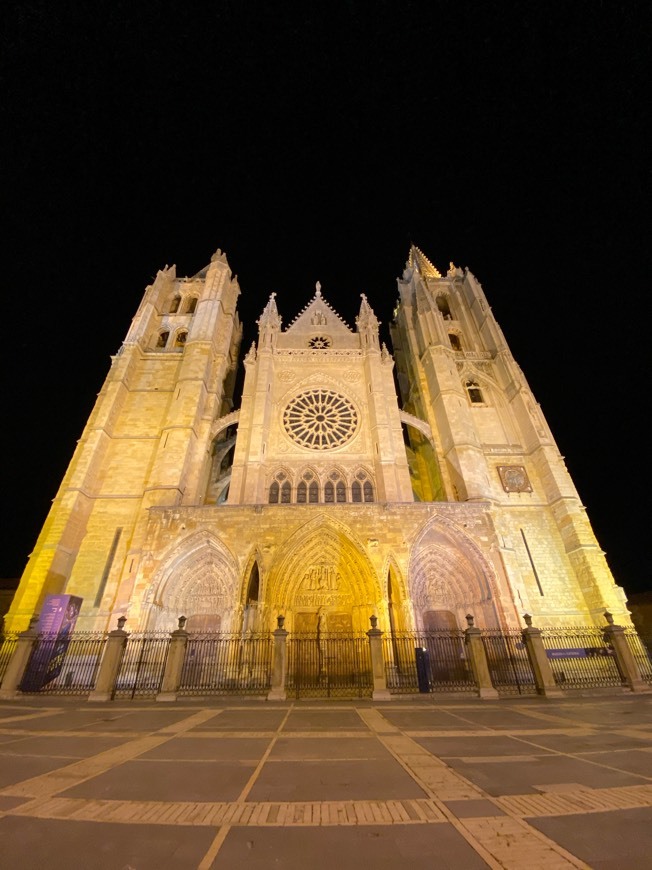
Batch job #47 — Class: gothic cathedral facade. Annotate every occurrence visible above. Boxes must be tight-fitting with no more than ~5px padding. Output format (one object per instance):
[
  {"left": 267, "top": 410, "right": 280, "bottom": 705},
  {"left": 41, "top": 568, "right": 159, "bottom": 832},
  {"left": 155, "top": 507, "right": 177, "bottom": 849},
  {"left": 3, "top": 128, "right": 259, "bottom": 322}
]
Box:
[{"left": 6, "top": 246, "right": 629, "bottom": 634}]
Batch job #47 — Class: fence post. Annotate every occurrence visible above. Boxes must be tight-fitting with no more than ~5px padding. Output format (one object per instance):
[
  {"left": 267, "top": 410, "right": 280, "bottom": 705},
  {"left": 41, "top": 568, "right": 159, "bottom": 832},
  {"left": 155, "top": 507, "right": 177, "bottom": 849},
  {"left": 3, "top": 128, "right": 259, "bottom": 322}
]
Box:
[
  {"left": 521, "top": 614, "right": 563, "bottom": 697},
  {"left": 0, "top": 617, "right": 39, "bottom": 699},
  {"left": 157, "top": 616, "right": 189, "bottom": 702},
  {"left": 367, "top": 615, "right": 391, "bottom": 701},
  {"left": 603, "top": 611, "right": 647, "bottom": 693},
  {"left": 268, "top": 616, "right": 289, "bottom": 700},
  {"left": 464, "top": 615, "right": 498, "bottom": 699},
  {"left": 88, "top": 617, "right": 128, "bottom": 702}
]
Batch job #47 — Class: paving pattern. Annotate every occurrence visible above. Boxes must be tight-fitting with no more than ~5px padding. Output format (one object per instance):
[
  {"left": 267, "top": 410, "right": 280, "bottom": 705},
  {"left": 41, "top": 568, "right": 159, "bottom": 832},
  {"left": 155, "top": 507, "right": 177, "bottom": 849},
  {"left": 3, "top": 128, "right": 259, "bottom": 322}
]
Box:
[{"left": 0, "top": 695, "right": 651, "bottom": 868}]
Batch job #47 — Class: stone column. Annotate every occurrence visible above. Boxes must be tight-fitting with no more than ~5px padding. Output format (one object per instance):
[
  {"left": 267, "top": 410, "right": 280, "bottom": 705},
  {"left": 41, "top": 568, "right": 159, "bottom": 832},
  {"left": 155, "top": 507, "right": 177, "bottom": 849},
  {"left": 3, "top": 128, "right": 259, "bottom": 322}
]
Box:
[
  {"left": 367, "top": 615, "right": 391, "bottom": 701},
  {"left": 88, "top": 617, "right": 129, "bottom": 702},
  {"left": 267, "top": 616, "right": 289, "bottom": 701},
  {"left": 603, "top": 611, "right": 647, "bottom": 693},
  {"left": 521, "top": 614, "right": 563, "bottom": 698},
  {"left": 464, "top": 614, "right": 498, "bottom": 700},
  {"left": 157, "top": 616, "right": 189, "bottom": 702},
  {"left": 0, "top": 617, "right": 39, "bottom": 700}
]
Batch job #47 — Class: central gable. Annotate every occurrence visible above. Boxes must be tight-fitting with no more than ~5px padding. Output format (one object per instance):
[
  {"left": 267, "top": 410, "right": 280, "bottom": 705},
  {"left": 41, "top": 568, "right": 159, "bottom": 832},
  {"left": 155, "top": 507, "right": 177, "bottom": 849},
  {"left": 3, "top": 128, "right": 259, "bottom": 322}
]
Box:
[{"left": 278, "top": 284, "right": 359, "bottom": 350}]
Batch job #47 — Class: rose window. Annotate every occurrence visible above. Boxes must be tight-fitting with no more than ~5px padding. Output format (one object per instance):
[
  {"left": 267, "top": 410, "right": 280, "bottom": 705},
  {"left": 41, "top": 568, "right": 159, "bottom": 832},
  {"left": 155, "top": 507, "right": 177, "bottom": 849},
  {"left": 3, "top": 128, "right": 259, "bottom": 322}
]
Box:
[
  {"left": 283, "top": 390, "right": 358, "bottom": 450},
  {"left": 308, "top": 336, "right": 332, "bottom": 348}
]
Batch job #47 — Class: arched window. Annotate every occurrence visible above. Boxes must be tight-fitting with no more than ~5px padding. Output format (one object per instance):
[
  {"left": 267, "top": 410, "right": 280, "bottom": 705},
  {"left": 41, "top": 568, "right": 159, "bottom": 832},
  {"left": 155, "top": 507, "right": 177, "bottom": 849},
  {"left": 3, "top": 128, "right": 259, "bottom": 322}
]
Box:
[
  {"left": 324, "top": 481, "right": 334, "bottom": 503},
  {"left": 336, "top": 480, "right": 346, "bottom": 502},
  {"left": 269, "top": 471, "right": 291, "bottom": 504},
  {"left": 156, "top": 330, "right": 169, "bottom": 348},
  {"left": 351, "top": 469, "right": 374, "bottom": 503},
  {"left": 169, "top": 295, "right": 181, "bottom": 314},
  {"left": 297, "top": 481, "right": 307, "bottom": 503},
  {"left": 174, "top": 330, "right": 188, "bottom": 348},
  {"left": 449, "top": 333, "right": 462, "bottom": 351},
  {"left": 186, "top": 297, "right": 198, "bottom": 314},
  {"left": 466, "top": 380, "right": 484, "bottom": 404},
  {"left": 308, "top": 481, "right": 319, "bottom": 503},
  {"left": 436, "top": 295, "right": 452, "bottom": 319}
]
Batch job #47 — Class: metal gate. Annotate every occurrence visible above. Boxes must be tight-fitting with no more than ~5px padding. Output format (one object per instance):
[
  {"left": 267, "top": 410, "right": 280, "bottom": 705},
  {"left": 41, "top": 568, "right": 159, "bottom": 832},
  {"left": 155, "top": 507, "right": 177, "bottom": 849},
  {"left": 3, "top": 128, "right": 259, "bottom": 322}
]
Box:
[
  {"left": 482, "top": 630, "right": 537, "bottom": 695},
  {"left": 540, "top": 628, "right": 625, "bottom": 690},
  {"left": 113, "top": 633, "right": 170, "bottom": 698},
  {"left": 286, "top": 634, "right": 373, "bottom": 698},
  {"left": 383, "top": 631, "right": 476, "bottom": 693},
  {"left": 178, "top": 633, "right": 273, "bottom": 696}
]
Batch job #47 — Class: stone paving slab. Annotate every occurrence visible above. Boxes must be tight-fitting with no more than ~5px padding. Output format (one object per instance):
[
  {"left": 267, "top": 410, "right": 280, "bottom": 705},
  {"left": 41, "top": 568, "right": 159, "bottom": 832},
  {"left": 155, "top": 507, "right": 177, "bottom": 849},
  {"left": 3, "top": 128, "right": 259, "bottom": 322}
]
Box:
[
  {"left": 189, "top": 710, "right": 284, "bottom": 731},
  {"left": 0, "top": 735, "right": 127, "bottom": 757},
  {"left": 0, "top": 814, "right": 216, "bottom": 869},
  {"left": 282, "top": 709, "right": 367, "bottom": 730},
  {"left": 574, "top": 749, "right": 652, "bottom": 776},
  {"left": 268, "top": 735, "right": 392, "bottom": 760},
  {"left": 446, "top": 755, "right": 647, "bottom": 796},
  {"left": 141, "top": 737, "right": 271, "bottom": 761},
  {"left": 60, "top": 759, "right": 259, "bottom": 802},
  {"left": 209, "top": 822, "right": 491, "bottom": 869},
  {"left": 530, "top": 807, "right": 652, "bottom": 869},
  {"left": 412, "top": 735, "right": 557, "bottom": 757},
  {"left": 0, "top": 695, "right": 651, "bottom": 868},
  {"left": 246, "top": 758, "right": 428, "bottom": 802}
]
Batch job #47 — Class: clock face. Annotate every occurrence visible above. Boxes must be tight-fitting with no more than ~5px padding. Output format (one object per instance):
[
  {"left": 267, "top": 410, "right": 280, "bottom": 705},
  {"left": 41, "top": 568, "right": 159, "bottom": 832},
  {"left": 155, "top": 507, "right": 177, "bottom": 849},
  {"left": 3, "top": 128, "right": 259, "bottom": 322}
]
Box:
[
  {"left": 497, "top": 465, "right": 532, "bottom": 493},
  {"left": 283, "top": 389, "right": 358, "bottom": 450}
]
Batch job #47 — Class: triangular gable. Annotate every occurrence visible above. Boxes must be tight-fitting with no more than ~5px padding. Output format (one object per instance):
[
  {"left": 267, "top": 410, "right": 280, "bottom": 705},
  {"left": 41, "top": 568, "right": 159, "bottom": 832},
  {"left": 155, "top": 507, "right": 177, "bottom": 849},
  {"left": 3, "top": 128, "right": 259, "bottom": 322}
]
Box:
[{"left": 284, "top": 283, "right": 353, "bottom": 335}]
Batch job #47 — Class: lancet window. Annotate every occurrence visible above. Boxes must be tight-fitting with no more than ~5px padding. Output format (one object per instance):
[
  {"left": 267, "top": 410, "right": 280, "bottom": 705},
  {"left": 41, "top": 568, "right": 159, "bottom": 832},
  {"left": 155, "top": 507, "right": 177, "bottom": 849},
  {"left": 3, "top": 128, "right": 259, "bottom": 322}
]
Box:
[
  {"left": 351, "top": 469, "right": 374, "bottom": 503},
  {"left": 466, "top": 380, "right": 484, "bottom": 404},
  {"left": 268, "top": 471, "right": 292, "bottom": 504}
]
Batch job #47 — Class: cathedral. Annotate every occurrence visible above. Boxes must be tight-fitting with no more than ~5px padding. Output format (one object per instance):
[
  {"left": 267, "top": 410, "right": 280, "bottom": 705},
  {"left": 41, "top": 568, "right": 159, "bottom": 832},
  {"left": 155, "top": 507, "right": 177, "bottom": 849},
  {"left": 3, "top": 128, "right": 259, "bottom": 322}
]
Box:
[{"left": 6, "top": 246, "right": 629, "bottom": 635}]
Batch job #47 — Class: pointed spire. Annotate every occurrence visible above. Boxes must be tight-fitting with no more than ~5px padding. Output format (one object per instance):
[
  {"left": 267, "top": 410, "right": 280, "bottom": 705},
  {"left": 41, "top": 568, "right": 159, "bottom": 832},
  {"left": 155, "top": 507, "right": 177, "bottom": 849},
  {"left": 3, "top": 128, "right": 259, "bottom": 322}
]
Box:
[
  {"left": 356, "top": 293, "right": 380, "bottom": 349},
  {"left": 407, "top": 245, "right": 442, "bottom": 278},
  {"left": 257, "top": 292, "right": 282, "bottom": 348}
]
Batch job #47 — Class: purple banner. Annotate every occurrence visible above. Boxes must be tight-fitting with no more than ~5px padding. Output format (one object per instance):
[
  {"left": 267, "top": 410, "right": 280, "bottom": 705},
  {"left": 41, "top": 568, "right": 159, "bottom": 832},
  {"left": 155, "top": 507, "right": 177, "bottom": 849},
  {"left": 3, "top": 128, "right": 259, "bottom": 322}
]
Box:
[{"left": 21, "top": 595, "right": 83, "bottom": 691}]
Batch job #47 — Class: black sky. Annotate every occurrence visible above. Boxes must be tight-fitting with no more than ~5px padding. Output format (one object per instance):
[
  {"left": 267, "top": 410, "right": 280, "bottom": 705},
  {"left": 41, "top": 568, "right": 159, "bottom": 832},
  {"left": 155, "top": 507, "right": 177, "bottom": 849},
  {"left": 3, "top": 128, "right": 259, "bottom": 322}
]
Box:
[{"left": 2, "top": 2, "right": 650, "bottom": 597}]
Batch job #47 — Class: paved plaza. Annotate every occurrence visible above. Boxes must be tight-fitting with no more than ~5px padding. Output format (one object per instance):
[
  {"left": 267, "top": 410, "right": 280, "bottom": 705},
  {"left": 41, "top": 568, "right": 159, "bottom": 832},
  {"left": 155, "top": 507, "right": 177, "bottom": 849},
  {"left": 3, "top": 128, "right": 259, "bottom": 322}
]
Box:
[{"left": 0, "top": 694, "right": 651, "bottom": 868}]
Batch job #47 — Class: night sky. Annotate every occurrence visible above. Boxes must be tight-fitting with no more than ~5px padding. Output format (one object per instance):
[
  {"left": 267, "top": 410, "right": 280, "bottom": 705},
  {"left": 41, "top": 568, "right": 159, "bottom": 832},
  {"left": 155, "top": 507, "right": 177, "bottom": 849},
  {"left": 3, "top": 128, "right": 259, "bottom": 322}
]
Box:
[{"left": 2, "top": 3, "right": 650, "bottom": 598}]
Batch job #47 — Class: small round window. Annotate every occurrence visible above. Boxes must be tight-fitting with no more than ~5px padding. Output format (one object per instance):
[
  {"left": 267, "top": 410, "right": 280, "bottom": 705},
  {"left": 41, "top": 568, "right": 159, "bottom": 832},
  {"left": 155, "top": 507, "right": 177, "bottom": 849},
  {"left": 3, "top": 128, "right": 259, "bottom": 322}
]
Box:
[
  {"left": 308, "top": 336, "right": 332, "bottom": 348},
  {"left": 283, "top": 390, "right": 358, "bottom": 450}
]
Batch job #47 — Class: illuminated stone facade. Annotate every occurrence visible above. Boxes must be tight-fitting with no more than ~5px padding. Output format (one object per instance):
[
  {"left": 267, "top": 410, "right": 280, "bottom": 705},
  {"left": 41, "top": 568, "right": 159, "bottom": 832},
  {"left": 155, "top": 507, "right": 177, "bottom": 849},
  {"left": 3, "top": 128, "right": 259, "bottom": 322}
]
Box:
[{"left": 6, "top": 246, "right": 629, "bottom": 632}]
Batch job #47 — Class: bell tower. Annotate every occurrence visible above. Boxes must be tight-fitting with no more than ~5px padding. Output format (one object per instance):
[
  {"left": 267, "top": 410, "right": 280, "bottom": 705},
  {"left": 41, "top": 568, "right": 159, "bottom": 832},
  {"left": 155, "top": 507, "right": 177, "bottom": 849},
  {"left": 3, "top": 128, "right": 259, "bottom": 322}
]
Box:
[
  {"left": 7, "top": 250, "right": 242, "bottom": 630},
  {"left": 391, "top": 245, "right": 628, "bottom": 623}
]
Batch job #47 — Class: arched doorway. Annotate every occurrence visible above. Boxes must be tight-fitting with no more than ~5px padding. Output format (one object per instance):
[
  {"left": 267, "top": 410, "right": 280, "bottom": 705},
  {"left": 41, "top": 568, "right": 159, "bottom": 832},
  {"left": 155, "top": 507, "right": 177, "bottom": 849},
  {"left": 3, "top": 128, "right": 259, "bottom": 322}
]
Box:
[{"left": 141, "top": 532, "right": 238, "bottom": 631}]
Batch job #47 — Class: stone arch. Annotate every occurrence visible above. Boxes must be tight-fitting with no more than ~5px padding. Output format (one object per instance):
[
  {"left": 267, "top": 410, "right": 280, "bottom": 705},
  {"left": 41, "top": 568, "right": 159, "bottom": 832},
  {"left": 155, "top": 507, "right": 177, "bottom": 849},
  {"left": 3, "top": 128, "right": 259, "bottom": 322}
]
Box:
[
  {"left": 240, "top": 549, "right": 263, "bottom": 632},
  {"left": 383, "top": 556, "right": 413, "bottom": 633},
  {"left": 141, "top": 531, "right": 239, "bottom": 631},
  {"left": 266, "top": 515, "right": 381, "bottom": 633},
  {"left": 409, "top": 517, "right": 498, "bottom": 629}
]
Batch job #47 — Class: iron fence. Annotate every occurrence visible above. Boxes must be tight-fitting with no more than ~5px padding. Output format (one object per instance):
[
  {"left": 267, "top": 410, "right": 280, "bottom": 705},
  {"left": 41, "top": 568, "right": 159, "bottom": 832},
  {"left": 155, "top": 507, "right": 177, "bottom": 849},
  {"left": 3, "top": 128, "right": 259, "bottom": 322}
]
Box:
[
  {"left": 19, "top": 632, "right": 107, "bottom": 694},
  {"left": 383, "top": 631, "right": 476, "bottom": 693},
  {"left": 178, "top": 633, "right": 273, "bottom": 695},
  {"left": 540, "top": 627, "right": 624, "bottom": 690},
  {"left": 287, "top": 634, "right": 373, "bottom": 698},
  {"left": 482, "top": 630, "right": 537, "bottom": 695},
  {"left": 0, "top": 634, "right": 19, "bottom": 683},
  {"left": 113, "top": 633, "right": 170, "bottom": 698},
  {"left": 624, "top": 628, "right": 652, "bottom": 684}
]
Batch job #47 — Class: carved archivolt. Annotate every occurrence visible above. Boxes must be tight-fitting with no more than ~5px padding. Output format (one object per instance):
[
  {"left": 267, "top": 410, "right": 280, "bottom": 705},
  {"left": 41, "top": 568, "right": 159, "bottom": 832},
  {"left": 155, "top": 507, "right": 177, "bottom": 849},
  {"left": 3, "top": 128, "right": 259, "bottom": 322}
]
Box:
[
  {"left": 267, "top": 515, "right": 381, "bottom": 609},
  {"left": 143, "top": 530, "right": 239, "bottom": 620},
  {"left": 409, "top": 517, "right": 494, "bottom": 611}
]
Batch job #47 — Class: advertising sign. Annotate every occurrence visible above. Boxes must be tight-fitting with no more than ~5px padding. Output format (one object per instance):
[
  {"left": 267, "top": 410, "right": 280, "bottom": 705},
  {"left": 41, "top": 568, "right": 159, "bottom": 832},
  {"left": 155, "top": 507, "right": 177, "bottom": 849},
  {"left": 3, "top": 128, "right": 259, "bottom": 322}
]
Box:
[{"left": 20, "top": 594, "right": 83, "bottom": 691}]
